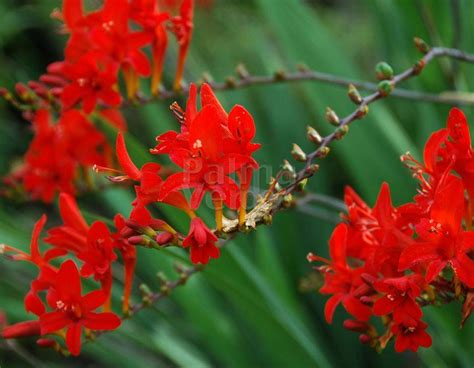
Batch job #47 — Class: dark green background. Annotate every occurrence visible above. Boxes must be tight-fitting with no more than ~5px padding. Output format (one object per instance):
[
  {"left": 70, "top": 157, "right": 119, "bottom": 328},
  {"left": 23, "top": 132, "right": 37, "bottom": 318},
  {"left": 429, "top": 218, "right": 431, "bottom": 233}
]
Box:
[{"left": 1, "top": 0, "right": 473, "bottom": 367}]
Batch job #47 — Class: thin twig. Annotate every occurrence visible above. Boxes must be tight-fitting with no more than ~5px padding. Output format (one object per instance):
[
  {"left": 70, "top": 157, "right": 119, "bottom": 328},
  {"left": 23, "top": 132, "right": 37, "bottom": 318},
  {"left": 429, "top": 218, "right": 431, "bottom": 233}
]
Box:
[
  {"left": 284, "top": 47, "right": 474, "bottom": 194},
  {"left": 136, "top": 63, "right": 474, "bottom": 106}
]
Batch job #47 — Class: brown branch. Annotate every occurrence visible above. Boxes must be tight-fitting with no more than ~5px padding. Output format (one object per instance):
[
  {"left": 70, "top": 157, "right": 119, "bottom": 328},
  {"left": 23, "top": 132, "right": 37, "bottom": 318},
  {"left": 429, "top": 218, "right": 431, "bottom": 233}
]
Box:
[
  {"left": 220, "top": 46, "right": 474, "bottom": 234},
  {"left": 136, "top": 47, "right": 474, "bottom": 106}
]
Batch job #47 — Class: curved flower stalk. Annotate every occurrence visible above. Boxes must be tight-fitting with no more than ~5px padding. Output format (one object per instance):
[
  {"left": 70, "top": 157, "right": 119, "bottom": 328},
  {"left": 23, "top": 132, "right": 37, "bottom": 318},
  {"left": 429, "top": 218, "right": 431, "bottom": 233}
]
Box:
[{"left": 308, "top": 108, "right": 474, "bottom": 353}]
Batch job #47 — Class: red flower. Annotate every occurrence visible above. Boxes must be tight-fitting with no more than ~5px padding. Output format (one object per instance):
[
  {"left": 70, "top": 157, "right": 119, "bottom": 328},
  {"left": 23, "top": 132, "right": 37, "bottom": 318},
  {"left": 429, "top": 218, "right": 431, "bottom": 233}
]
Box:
[
  {"left": 373, "top": 275, "right": 424, "bottom": 322},
  {"left": 391, "top": 318, "right": 432, "bottom": 352},
  {"left": 40, "top": 260, "right": 121, "bottom": 356},
  {"left": 307, "top": 223, "right": 372, "bottom": 323},
  {"left": 156, "top": 83, "right": 259, "bottom": 211},
  {"left": 183, "top": 217, "right": 219, "bottom": 264},
  {"left": 60, "top": 54, "right": 121, "bottom": 113},
  {"left": 399, "top": 175, "right": 474, "bottom": 287}
]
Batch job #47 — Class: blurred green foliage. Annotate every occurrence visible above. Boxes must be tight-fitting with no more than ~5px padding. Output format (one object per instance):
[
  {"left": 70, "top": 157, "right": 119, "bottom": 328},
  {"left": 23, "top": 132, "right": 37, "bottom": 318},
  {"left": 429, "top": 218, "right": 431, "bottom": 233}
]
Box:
[{"left": 1, "top": 0, "right": 474, "bottom": 367}]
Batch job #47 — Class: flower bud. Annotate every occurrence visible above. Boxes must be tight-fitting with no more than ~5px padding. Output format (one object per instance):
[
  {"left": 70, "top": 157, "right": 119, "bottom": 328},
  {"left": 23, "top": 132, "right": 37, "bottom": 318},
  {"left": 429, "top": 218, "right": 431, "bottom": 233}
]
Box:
[
  {"left": 343, "top": 319, "right": 369, "bottom": 332},
  {"left": 274, "top": 69, "right": 286, "bottom": 81},
  {"left": 359, "top": 334, "right": 371, "bottom": 344},
  {"left": 413, "top": 37, "right": 430, "bottom": 54},
  {"left": 225, "top": 76, "right": 237, "bottom": 88},
  {"left": 282, "top": 194, "right": 295, "bottom": 208},
  {"left": 318, "top": 146, "right": 330, "bottom": 158},
  {"left": 347, "top": 83, "right": 362, "bottom": 104},
  {"left": 325, "top": 107, "right": 340, "bottom": 126},
  {"left": 291, "top": 144, "right": 307, "bottom": 162},
  {"left": 378, "top": 80, "right": 394, "bottom": 97},
  {"left": 263, "top": 214, "right": 273, "bottom": 225},
  {"left": 128, "top": 235, "right": 145, "bottom": 245},
  {"left": 139, "top": 284, "right": 153, "bottom": 297},
  {"left": 413, "top": 59, "right": 426, "bottom": 75},
  {"left": 355, "top": 105, "right": 369, "bottom": 119},
  {"left": 236, "top": 63, "right": 250, "bottom": 79},
  {"left": 307, "top": 126, "right": 322, "bottom": 144},
  {"left": 156, "top": 231, "right": 174, "bottom": 245},
  {"left": 305, "top": 164, "right": 320, "bottom": 175},
  {"left": 335, "top": 125, "right": 349, "bottom": 140},
  {"left": 297, "top": 63, "right": 310, "bottom": 72},
  {"left": 296, "top": 178, "right": 308, "bottom": 191},
  {"left": 2, "top": 320, "right": 40, "bottom": 339},
  {"left": 37, "top": 338, "right": 59, "bottom": 349},
  {"left": 375, "top": 62, "right": 394, "bottom": 80},
  {"left": 201, "top": 72, "right": 214, "bottom": 83},
  {"left": 282, "top": 160, "right": 296, "bottom": 175}
]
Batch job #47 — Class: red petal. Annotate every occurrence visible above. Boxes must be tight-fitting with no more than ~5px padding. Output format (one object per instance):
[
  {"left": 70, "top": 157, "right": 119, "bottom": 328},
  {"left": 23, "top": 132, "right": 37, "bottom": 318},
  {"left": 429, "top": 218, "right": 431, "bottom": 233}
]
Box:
[
  {"left": 40, "top": 311, "right": 70, "bottom": 335},
  {"left": 228, "top": 105, "right": 255, "bottom": 142},
  {"left": 62, "top": 0, "right": 83, "bottom": 28},
  {"left": 116, "top": 133, "right": 141, "bottom": 180},
  {"left": 59, "top": 193, "right": 89, "bottom": 234},
  {"left": 398, "top": 243, "right": 440, "bottom": 271},
  {"left": 328, "top": 224, "right": 348, "bottom": 266},
  {"left": 56, "top": 260, "right": 82, "bottom": 301},
  {"left": 324, "top": 294, "right": 344, "bottom": 324},
  {"left": 200, "top": 83, "right": 227, "bottom": 123},
  {"left": 342, "top": 296, "right": 371, "bottom": 322},
  {"left": 82, "top": 290, "right": 107, "bottom": 311},
  {"left": 66, "top": 323, "right": 82, "bottom": 356},
  {"left": 431, "top": 175, "right": 464, "bottom": 235},
  {"left": 447, "top": 107, "right": 471, "bottom": 151},
  {"left": 25, "top": 291, "right": 46, "bottom": 316},
  {"left": 83, "top": 312, "right": 121, "bottom": 330},
  {"left": 30, "top": 214, "right": 47, "bottom": 262}
]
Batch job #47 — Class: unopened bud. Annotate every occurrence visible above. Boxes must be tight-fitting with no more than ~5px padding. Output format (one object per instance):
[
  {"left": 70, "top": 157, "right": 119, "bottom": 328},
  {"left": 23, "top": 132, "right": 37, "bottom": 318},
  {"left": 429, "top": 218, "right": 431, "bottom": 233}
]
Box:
[
  {"left": 414, "top": 37, "right": 430, "bottom": 54},
  {"left": 413, "top": 59, "right": 425, "bottom": 75},
  {"left": 306, "top": 164, "right": 320, "bottom": 175},
  {"left": 156, "top": 231, "right": 173, "bottom": 245},
  {"left": 291, "top": 143, "right": 307, "bottom": 161},
  {"left": 347, "top": 83, "right": 362, "bottom": 104},
  {"left": 296, "top": 63, "right": 310, "bottom": 72},
  {"left": 282, "top": 194, "right": 295, "bottom": 208},
  {"left": 378, "top": 80, "right": 394, "bottom": 97},
  {"left": 274, "top": 69, "right": 286, "bottom": 81},
  {"left": 355, "top": 105, "right": 369, "bottom": 119},
  {"left": 359, "top": 334, "right": 371, "bottom": 344},
  {"left": 2, "top": 321, "right": 40, "bottom": 339},
  {"left": 343, "top": 319, "right": 369, "bottom": 332},
  {"left": 201, "top": 72, "right": 214, "bottom": 83},
  {"left": 375, "top": 62, "right": 394, "bottom": 80},
  {"left": 296, "top": 178, "right": 308, "bottom": 191},
  {"left": 335, "top": 125, "right": 349, "bottom": 140},
  {"left": 325, "top": 107, "right": 340, "bottom": 126},
  {"left": 128, "top": 235, "right": 144, "bottom": 245},
  {"left": 37, "top": 338, "right": 58, "bottom": 349},
  {"left": 318, "top": 146, "right": 330, "bottom": 158},
  {"left": 156, "top": 272, "right": 168, "bottom": 286},
  {"left": 236, "top": 64, "right": 250, "bottom": 79},
  {"left": 282, "top": 159, "right": 295, "bottom": 175},
  {"left": 139, "top": 284, "right": 153, "bottom": 305},
  {"left": 263, "top": 214, "right": 273, "bottom": 225},
  {"left": 307, "top": 126, "right": 322, "bottom": 144},
  {"left": 225, "top": 76, "right": 237, "bottom": 88}
]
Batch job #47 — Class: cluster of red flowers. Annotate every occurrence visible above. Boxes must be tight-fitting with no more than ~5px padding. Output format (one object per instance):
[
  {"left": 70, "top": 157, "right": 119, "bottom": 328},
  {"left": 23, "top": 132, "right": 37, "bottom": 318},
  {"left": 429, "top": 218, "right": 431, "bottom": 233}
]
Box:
[
  {"left": 0, "top": 193, "right": 135, "bottom": 355},
  {"left": 308, "top": 108, "right": 474, "bottom": 352},
  {"left": 0, "top": 82, "right": 260, "bottom": 355},
  {"left": 113, "top": 83, "right": 260, "bottom": 264},
  {"left": 3, "top": 0, "right": 194, "bottom": 202}
]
